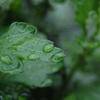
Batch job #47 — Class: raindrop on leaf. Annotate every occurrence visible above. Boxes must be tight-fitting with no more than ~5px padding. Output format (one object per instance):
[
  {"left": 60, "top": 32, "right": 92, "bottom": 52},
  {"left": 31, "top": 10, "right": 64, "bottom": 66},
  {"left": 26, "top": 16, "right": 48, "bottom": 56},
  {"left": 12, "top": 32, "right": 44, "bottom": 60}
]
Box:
[
  {"left": 43, "top": 43, "right": 54, "bottom": 53},
  {"left": 51, "top": 52, "right": 65, "bottom": 63},
  {"left": 28, "top": 54, "right": 40, "bottom": 61}
]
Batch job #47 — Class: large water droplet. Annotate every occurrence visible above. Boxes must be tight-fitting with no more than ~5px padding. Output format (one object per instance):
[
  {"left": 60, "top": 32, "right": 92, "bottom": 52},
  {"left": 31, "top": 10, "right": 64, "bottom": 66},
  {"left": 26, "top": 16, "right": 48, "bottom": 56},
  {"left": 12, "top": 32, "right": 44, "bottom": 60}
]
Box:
[
  {"left": 17, "top": 22, "right": 27, "bottom": 30},
  {"left": 41, "top": 79, "right": 53, "bottom": 87},
  {"left": 26, "top": 25, "right": 36, "bottom": 35},
  {"left": 0, "top": 56, "right": 12, "bottom": 65},
  {"left": 16, "top": 23, "right": 27, "bottom": 33},
  {"left": 28, "top": 54, "right": 40, "bottom": 61},
  {"left": 51, "top": 52, "right": 65, "bottom": 63},
  {"left": 43, "top": 43, "right": 54, "bottom": 53}
]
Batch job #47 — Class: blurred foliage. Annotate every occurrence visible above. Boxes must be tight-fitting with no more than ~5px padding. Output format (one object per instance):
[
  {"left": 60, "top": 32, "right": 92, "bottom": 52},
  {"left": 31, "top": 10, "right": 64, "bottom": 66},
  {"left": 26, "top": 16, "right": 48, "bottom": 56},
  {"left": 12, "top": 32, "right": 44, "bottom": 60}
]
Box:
[{"left": 0, "top": 0, "right": 100, "bottom": 100}]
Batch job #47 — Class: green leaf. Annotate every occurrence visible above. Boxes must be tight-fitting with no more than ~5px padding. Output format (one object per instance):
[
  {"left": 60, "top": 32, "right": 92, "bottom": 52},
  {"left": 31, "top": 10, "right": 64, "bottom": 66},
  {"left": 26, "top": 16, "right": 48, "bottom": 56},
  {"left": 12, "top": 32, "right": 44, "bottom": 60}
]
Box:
[
  {"left": 75, "top": 36, "right": 100, "bottom": 50},
  {"left": 72, "top": 0, "right": 96, "bottom": 29},
  {"left": 63, "top": 83, "right": 100, "bottom": 100},
  {"left": 0, "top": 22, "right": 65, "bottom": 74},
  {"left": 74, "top": 83, "right": 100, "bottom": 100},
  {"left": 86, "top": 11, "right": 98, "bottom": 39},
  {"left": 2, "top": 60, "right": 63, "bottom": 87}
]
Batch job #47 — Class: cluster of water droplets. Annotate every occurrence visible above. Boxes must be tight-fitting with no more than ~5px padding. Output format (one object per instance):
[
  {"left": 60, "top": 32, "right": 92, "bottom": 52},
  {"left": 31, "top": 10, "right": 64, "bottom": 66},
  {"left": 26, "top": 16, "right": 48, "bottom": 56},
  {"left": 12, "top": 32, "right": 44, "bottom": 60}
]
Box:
[
  {"left": 26, "top": 43, "right": 65, "bottom": 63},
  {"left": 15, "top": 22, "right": 36, "bottom": 35},
  {"left": 0, "top": 43, "right": 64, "bottom": 67},
  {"left": 43, "top": 43, "right": 65, "bottom": 63}
]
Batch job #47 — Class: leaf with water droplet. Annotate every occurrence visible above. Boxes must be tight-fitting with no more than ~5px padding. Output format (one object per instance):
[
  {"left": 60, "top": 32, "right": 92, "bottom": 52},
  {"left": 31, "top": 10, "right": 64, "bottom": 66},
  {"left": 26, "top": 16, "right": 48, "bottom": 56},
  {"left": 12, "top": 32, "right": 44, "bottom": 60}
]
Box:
[
  {"left": 43, "top": 43, "right": 54, "bottom": 53},
  {"left": 0, "top": 22, "right": 65, "bottom": 74},
  {"left": 51, "top": 52, "right": 65, "bottom": 63},
  {"left": 28, "top": 54, "right": 40, "bottom": 61}
]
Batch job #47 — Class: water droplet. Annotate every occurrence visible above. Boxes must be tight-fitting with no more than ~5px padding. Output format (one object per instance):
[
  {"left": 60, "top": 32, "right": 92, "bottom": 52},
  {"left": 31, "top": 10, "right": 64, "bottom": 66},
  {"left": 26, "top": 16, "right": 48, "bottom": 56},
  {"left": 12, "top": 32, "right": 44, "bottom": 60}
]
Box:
[
  {"left": 51, "top": 52, "right": 65, "bottom": 63},
  {"left": 26, "top": 25, "right": 36, "bottom": 35},
  {"left": 28, "top": 54, "right": 40, "bottom": 61},
  {"left": 43, "top": 43, "right": 54, "bottom": 53},
  {"left": 41, "top": 79, "right": 53, "bottom": 87},
  {"left": 0, "top": 56, "right": 12, "bottom": 65},
  {"left": 17, "top": 22, "right": 27, "bottom": 30}
]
